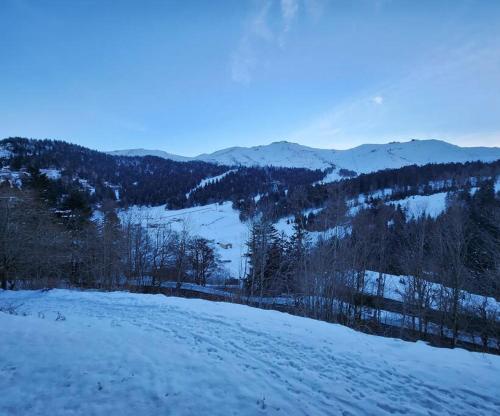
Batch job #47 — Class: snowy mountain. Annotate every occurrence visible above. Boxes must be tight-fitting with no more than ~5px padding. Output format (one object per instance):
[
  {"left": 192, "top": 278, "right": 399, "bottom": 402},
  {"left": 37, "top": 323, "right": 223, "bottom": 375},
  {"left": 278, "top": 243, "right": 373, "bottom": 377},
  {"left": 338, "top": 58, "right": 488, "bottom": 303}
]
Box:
[
  {"left": 195, "top": 141, "right": 335, "bottom": 169},
  {"left": 328, "top": 139, "right": 500, "bottom": 175},
  {"left": 111, "top": 139, "right": 500, "bottom": 176}
]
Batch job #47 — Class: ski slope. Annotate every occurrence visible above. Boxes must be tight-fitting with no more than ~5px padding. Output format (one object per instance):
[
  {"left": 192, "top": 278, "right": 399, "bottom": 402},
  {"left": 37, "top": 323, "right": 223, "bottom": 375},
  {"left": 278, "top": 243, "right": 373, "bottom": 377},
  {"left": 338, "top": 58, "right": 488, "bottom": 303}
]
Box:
[
  {"left": 1, "top": 289, "right": 499, "bottom": 416},
  {"left": 185, "top": 169, "right": 238, "bottom": 198}
]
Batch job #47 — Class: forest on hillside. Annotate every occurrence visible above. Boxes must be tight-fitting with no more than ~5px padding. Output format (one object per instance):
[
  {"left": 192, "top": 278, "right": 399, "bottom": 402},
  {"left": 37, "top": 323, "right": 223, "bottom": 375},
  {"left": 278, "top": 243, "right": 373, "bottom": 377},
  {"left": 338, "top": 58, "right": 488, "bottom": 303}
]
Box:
[
  {"left": 1, "top": 164, "right": 498, "bottom": 352},
  {"left": 0, "top": 137, "right": 325, "bottom": 209}
]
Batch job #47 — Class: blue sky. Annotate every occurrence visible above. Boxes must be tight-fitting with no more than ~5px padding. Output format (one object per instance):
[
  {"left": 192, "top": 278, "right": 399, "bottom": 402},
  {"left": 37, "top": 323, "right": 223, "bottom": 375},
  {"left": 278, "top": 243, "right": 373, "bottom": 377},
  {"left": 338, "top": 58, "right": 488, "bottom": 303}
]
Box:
[{"left": 1, "top": 0, "right": 499, "bottom": 155}]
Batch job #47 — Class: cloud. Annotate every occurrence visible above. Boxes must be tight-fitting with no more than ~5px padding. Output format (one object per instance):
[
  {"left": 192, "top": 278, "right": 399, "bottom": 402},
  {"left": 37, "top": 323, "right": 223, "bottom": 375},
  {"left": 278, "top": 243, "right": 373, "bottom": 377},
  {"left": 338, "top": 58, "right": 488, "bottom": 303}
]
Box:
[
  {"left": 231, "top": 0, "right": 272, "bottom": 84},
  {"left": 278, "top": 0, "right": 299, "bottom": 47},
  {"left": 291, "top": 38, "right": 500, "bottom": 149},
  {"left": 231, "top": 0, "right": 311, "bottom": 84},
  {"left": 281, "top": 0, "right": 299, "bottom": 33},
  {"left": 251, "top": 0, "right": 274, "bottom": 41},
  {"left": 231, "top": 39, "right": 256, "bottom": 85},
  {"left": 303, "top": 0, "right": 325, "bottom": 21}
]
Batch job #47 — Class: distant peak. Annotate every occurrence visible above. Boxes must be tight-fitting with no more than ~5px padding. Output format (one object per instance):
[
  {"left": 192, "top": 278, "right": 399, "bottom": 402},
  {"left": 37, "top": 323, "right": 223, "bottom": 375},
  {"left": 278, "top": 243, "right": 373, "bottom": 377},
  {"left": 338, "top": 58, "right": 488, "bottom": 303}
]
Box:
[{"left": 267, "top": 140, "right": 309, "bottom": 148}]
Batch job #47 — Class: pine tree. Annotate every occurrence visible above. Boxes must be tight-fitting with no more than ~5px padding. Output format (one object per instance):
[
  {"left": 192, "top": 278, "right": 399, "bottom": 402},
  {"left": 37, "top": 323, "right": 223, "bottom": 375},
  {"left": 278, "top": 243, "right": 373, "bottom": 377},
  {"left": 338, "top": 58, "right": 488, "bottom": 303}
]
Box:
[
  {"left": 285, "top": 215, "right": 311, "bottom": 294},
  {"left": 245, "top": 218, "right": 282, "bottom": 299}
]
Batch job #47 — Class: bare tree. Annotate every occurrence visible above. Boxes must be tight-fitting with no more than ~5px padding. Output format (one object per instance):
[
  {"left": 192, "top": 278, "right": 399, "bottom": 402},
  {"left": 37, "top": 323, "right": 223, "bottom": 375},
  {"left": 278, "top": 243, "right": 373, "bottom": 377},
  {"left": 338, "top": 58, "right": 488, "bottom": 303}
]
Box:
[
  {"left": 188, "top": 237, "right": 217, "bottom": 286},
  {"left": 433, "top": 205, "right": 470, "bottom": 346}
]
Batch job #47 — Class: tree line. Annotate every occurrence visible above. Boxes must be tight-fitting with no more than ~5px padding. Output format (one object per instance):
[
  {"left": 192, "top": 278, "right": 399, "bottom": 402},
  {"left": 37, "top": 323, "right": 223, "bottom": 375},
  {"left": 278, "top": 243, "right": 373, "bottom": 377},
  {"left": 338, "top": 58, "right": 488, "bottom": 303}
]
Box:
[
  {"left": 0, "top": 137, "right": 325, "bottom": 210},
  {"left": 243, "top": 180, "right": 500, "bottom": 351},
  {"left": 2, "top": 137, "right": 499, "bottom": 225},
  {"left": 0, "top": 186, "right": 223, "bottom": 292}
]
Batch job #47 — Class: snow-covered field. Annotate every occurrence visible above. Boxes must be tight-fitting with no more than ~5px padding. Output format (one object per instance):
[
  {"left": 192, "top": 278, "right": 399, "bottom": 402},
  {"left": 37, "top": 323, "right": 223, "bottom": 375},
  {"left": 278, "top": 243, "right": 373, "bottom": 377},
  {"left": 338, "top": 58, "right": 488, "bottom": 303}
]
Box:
[
  {"left": 120, "top": 202, "right": 249, "bottom": 277},
  {"left": 1, "top": 290, "right": 500, "bottom": 416}
]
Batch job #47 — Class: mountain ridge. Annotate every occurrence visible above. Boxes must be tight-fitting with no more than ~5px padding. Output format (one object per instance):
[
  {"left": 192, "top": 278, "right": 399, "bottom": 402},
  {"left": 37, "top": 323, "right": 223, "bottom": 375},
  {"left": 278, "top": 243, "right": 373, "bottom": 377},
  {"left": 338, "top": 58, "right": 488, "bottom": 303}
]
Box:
[
  {"left": 110, "top": 139, "right": 500, "bottom": 178},
  {"left": 106, "top": 148, "right": 191, "bottom": 162}
]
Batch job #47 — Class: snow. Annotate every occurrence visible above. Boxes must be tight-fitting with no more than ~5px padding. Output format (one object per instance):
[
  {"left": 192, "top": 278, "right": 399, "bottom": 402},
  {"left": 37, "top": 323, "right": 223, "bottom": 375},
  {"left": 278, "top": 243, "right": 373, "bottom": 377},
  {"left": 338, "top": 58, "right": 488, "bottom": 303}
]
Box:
[
  {"left": 363, "top": 271, "right": 500, "bottom": 317},
  {"left": 121, "top": 203, "right": 341, "bottom": 278},
  {"left": 91, "top": 209, "right": 104, "bottom": 224},
  {"left": 0, "top": 168, "right": 25, "bottom": 188},
  {"left": 121, "top": 202, "right": 249, "bottom": 278},
  {"left": 327, "top": 140, "right": 500, "bottom": 175},
  {"left": 78, "top": 178, "right": 96, "bottom": 195},
  {"left": 186, "top": 169, "right": 237, "bottom": 198},
  {"left": 274, "top": 208, "right": 325, "bottom": 237},
  {"left": 110, "top": 140, "right": 500, "bottom": 179},
  {"left": 359, "top": 188, "right": 394, "bottom": 203},
  {"left": 308, "top": 225, "right": 352, "bottom": 241},
  {"left": 274, "top": 216, "right": 296, "bottom": 236},
  {"left": 40, "top": 168, "right": 61, "bottom": 180},
  {"left": 0, "top": 148, "right": 13, "bottom": 158},
  {"left": 347, "top": 191, "right": 448, "bottom": 218},
  {"left": 197, "top": 139, "right": 500, "bottom": 171},
  {"left": 1, "top": 289, "right": 499, "bottom": 416},
  {"left": 196, "top": 141, "right": 337, "bottom": 170},
  {"left": 318, "top": 170, "right": 341, "bottom": 183},
  {"left": 387, "top": 192, "right": 448, "bottom": 218}
]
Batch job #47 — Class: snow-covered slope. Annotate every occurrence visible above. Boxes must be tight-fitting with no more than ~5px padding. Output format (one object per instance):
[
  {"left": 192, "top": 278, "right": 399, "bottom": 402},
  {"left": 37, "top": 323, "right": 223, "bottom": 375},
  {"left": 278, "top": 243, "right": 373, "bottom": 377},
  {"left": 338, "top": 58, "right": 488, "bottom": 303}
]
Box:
[
  {"left": 329, "top": 140, "right": 500, "bottom": 175},
  {"left": 120, "top": 202, "right": 249, "bottom": 278},
  {"left": 196, "top": 141, "right": 337, "bottom": 170},
  {"left": 185, "top": 169, "right": 238, "bottom": 198},
  {"left": 107, "top": 148, "right": 192, "bottom": 162},
  {"left": 111, "top": 139, "right": 500, "bottom": 174},
  {"left": 1, "top": 289, "right": 499, "bottom": 416},
  {"left": 387, "top": 192, "right": 449, "bottom": 218}
]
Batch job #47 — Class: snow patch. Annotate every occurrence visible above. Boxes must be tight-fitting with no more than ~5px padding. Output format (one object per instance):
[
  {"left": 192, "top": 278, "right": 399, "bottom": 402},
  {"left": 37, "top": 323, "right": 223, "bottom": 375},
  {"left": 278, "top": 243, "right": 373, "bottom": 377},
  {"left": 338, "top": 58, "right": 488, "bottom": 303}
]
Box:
[
  {"left": 40, "top": 168, "right": 61, "bottom": 180},
  {"left": 387, "top": 192, "right": 448, "bottom": 218}
]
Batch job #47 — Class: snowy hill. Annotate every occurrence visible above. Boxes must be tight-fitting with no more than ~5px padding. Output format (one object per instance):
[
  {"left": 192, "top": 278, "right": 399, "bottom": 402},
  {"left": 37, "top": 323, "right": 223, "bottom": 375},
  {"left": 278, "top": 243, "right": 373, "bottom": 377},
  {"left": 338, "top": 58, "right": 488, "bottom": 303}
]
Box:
[
  {"left": 111, "top": 139, "right": 500, "bottom": 176},
  {"left": 195, "top": 141, "right": 336, "bottom": 170},
  {"left": 1, "top": 289, "right": 499, "bottom": 416},
  {"left": 328, "top": 139, "right": 500, "bottom": 175}
]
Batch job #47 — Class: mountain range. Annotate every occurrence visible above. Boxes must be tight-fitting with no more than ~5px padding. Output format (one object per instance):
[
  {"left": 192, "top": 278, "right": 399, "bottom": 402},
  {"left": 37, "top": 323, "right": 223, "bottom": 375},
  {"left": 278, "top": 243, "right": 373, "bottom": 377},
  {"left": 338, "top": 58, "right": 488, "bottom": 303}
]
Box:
[{"left": 109, "top": 139, "right": 500, "bottom": 178}]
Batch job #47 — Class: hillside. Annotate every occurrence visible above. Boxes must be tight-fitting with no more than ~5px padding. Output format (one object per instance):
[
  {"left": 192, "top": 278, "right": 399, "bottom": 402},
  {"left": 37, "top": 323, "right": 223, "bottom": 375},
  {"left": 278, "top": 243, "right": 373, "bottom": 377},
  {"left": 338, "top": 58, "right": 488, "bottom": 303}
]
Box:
[
  {"left": 2, "top": 137, "right": 499, "bottom": 287},
  {"left": 1, "top": 137, "right": 499, "bottom": 354},
  {"left": 112, "top": 139, "right": 500, "bottom": 177},
  {"left": 1, "top": 289, "right": 499, "bottom": 416},
  {"left": 0, "top": 137, "right": 324, "bottom": 209}
]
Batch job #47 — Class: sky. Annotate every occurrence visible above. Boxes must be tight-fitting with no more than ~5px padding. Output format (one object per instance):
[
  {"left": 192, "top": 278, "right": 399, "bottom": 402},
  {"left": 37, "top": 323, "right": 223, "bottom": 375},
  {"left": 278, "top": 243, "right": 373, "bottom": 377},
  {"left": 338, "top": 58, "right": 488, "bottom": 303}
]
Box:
[{"left": 1, "top": 0, "right": 499, "bottom": 156}]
